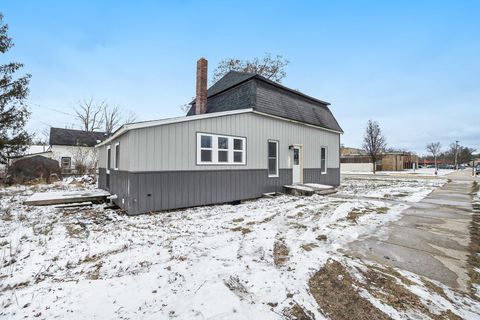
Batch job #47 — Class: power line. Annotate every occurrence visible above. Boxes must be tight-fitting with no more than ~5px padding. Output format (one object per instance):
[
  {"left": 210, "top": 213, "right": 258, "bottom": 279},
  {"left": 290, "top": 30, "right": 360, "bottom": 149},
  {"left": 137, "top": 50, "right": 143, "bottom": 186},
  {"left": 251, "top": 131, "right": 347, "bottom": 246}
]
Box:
[
  {"left": 27, "top": 100, "right": 76, "bottom": 117},
  {"left": 29, "top": 117, "right": 76, "bottom": 128}
]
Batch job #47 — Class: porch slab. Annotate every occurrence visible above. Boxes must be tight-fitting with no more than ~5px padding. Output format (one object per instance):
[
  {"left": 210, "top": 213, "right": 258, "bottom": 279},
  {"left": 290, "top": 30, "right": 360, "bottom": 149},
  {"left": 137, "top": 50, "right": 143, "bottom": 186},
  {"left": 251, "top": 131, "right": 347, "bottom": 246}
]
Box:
[
  {"left": 283, "top": 183, "right": 336, "bottom": 196},
  {"left": 25, "top": 190, "right": 110, "bottom": 206}
]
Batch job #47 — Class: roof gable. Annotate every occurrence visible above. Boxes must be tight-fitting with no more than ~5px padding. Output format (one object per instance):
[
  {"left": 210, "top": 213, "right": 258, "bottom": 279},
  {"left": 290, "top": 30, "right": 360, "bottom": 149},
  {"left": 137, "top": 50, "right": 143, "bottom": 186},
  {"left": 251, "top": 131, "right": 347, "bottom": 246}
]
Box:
[
  {"left": 187, "top": 71, "right": 343, "bottom": 133},
  {"left": 49, "top": 128, "right": 108, "bottom": 147}
]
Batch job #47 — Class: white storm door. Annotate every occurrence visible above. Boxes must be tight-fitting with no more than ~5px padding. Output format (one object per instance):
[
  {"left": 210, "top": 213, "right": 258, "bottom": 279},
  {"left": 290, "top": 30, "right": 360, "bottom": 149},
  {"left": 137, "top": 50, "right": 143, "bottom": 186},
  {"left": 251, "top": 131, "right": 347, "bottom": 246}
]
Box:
[{"left": 292, "top": 146, "right": 302, "bottom": 184}]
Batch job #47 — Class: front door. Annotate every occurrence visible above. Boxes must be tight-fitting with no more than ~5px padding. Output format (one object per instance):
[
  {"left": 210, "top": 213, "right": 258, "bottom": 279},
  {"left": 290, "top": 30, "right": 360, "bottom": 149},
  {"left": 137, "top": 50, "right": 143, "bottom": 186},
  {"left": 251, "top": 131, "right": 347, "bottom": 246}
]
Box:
[{"left": 292, "top": 146, "right": 302, "bottom": 184}]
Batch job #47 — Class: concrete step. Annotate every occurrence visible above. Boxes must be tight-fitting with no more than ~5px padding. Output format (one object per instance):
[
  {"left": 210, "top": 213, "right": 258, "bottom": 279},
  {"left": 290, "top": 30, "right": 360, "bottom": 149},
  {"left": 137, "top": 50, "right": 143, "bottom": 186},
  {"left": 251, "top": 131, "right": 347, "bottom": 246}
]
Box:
[{"left": 283, "top": 183, "right": 336, "bottom": 196}]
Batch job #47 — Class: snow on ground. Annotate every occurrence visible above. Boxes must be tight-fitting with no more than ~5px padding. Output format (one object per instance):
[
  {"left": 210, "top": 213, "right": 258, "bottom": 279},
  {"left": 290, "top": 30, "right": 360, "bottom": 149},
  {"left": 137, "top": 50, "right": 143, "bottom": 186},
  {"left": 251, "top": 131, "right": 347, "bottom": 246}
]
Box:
[
  {"left": 342, "top": 168, "right": 455, "bottom": 176},
  {"left": 1, "top": 177, "right": 479, "bottom": 319},
  {"left": 337, "top": 176, "right": 446, "bottom": 202}
]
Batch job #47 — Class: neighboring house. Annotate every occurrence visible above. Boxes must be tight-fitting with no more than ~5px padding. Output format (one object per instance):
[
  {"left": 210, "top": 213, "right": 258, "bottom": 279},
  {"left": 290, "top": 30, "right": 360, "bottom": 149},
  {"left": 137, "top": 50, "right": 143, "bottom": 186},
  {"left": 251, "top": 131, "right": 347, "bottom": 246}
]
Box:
[
  {"left": 49, "top": 127, "right": 107, "bottom": 174},
  {"left": 96, "top": 58, "right": 343, "bottom": 215}
]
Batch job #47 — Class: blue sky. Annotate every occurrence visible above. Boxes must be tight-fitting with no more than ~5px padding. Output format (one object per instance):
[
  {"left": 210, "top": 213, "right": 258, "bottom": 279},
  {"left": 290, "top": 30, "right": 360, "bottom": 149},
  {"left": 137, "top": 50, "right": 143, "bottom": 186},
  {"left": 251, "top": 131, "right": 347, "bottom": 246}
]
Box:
[{"left": 2, "top": 0, "right": 479, "bottom": 154}]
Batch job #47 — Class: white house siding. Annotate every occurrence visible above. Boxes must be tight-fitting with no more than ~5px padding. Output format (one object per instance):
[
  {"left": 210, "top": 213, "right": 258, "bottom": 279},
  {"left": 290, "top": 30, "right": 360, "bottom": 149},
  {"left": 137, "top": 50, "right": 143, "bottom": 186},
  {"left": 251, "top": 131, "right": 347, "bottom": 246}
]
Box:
[
  {"left": 98, "top": 112, "right": 340, "bottom": 172},
  {"left": 50, "top": 145, "right": 97, "bottom": 171}
]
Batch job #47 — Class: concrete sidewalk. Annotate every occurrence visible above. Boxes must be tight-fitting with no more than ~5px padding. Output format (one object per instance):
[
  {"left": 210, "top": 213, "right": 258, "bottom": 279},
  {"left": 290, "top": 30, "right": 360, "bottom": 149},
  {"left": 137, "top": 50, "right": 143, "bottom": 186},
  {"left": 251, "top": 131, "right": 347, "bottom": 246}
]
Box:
[{"left": 347, "top": 178, "right": 475, "bottom": 292}]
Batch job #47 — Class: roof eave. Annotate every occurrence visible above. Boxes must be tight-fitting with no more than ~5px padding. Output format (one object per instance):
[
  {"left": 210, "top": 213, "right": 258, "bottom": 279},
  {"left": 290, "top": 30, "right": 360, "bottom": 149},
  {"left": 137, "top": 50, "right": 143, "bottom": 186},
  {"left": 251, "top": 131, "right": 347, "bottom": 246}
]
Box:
[{"left": 96, "top": 108, "right": 255, "bottom": 148}]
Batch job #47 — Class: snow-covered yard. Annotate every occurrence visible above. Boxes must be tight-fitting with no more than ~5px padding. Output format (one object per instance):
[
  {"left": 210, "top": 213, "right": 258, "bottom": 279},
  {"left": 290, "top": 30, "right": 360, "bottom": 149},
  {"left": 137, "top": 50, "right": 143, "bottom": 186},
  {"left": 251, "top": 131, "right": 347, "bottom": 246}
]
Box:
[
  {"left": 341, "top": 168, "right": 455, "bottom": 176},
  {"left": 1, "top": 177, "right": 479, "bottom": 319}
]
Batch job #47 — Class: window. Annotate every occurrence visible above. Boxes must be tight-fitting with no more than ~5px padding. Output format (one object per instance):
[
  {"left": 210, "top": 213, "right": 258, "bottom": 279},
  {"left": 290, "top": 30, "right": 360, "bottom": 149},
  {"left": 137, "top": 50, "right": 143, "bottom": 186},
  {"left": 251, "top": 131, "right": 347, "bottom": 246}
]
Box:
[
  {"left": 61, "top": 157, "right": 71, "bottom": 169},
  {"left": 197, "top": 133, "right": 246, "bottom": 165},
  {"left": 293, "top": 148, "right": 300, "bottom": 165},
  {"left": 268, "top": 140, "right": 278, "bottom": 177},
  {"left": 321, "top": 147, "right": 327, "bottom": 174},
  {"left": 106, "top": 146, "right": 111, "bottom": 173},
  {"left": 218, "top": 137, "right": 228, "bottom": 162},
  {"left": 233, "top": 139, "right": 243, "bottom": 163},
  {"left": 200, "top": 135, "right": 212, "bottom": 162},
  {"left": 115, "top": 143, "right": 120, "bottom": 170}
]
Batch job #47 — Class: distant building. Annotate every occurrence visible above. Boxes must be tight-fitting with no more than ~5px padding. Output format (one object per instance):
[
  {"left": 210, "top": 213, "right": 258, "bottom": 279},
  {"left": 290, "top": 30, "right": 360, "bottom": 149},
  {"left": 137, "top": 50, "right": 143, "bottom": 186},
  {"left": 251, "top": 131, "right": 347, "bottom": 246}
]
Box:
[
  {"left": 340, "top": 147, "right": 365, "bottom": 156},
  {"left": 340, "top": 148, "right": 418, "bottom": 172},
  {"left": 380, "top": 152, "right": 418, "bottom": 171},
  {"left": 49, "top": 127, "right": 107, "bottom": 174}
]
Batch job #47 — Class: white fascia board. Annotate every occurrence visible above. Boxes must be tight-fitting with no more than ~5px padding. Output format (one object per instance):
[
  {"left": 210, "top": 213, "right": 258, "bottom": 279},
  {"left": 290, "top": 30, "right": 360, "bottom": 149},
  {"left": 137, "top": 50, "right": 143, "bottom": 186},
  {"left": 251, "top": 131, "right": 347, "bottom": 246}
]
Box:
[{"left": 96, "top": 108, "right": 254, "bottom": 148}]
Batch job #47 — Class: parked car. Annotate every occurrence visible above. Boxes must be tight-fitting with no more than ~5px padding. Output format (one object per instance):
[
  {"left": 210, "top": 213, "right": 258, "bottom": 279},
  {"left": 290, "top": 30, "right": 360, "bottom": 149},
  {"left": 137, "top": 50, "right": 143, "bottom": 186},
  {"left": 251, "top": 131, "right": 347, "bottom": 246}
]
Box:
[{"left": 476, "top": 165, "right": 480, "bottom": 176}]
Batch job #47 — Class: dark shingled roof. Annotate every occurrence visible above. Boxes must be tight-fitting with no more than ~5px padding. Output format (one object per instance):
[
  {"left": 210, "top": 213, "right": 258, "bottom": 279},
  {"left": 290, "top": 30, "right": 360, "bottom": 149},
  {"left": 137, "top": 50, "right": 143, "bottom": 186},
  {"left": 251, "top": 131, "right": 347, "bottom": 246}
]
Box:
[
  {"left": 187, "top": 71, "right": 343, "bottom": 133},
  {"left": 49, "top": 127, "right": 108, "bottom": 147}
]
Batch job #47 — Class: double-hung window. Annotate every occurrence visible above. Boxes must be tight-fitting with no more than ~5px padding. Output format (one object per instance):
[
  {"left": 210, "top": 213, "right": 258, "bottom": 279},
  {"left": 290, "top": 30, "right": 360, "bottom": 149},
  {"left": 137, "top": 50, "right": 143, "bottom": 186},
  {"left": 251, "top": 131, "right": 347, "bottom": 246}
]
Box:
[
  {"left": 115, "top": 142, "right": 120, "bottom": 170},
  {"left": 197, "top": 133, "right": 246, "bottom": 165},
  {"left": 320, "top": 146, "right": 327, "bottom": 174},
  {"left": 268, "top": 140, "right": 278, "bottom": 177},
  {"left": 218, "top": 137, "right": 228, "bottom": 163},
  {"left": 106, "top": 146, "right": 111, "bottom": 173}
]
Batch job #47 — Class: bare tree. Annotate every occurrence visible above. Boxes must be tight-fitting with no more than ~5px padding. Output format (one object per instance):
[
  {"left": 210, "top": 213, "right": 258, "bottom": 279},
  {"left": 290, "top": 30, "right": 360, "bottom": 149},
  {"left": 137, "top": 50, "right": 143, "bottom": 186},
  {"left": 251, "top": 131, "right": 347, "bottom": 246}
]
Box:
[
  {"left": 426, "top": 142, "right": 441, "bottom": 173},
  {"left": 124, "top": 110, "right": 137, "bottom": 124},
  {"left": 75, "top": 98, "right": 105, "bottom": 132},
  {"left": 31, "top": 127, "right": 50, "bottom": 146},
  {"left": 363, "top": 120, "right": 387, "bottom": 174},
  {"left": 72, "top": 144, "right": 97, "bottom": 175},
  {"left": 42, "top": 127, "right": 50, "bottom": 145},
  {"left": 212, "top": 53, "right": 289, "bottom": 84},
  {"left": 103, "top": 105, "right": 137, "bottom": 135},
  {"left": 103, "top": 105, "right": 122, "bottom": 135}
]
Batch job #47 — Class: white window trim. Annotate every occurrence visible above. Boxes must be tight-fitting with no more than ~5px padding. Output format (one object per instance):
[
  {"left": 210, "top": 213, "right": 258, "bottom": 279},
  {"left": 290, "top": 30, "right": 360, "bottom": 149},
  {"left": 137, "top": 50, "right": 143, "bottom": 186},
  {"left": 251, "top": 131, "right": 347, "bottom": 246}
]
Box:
[
  {"left": 196, "top": 133, "right": 246, "bottom": 165},
  {"left": 321, "top": 146, "right": 327, "bottom": 174},
  {"left": 268, "top": 140, "right": 279, "bottom": 178},
  {"left": 114, "top": 142, "right": 120, "bottom": 170},
  {"left": 106, "top": 145, "right": 111, "bottom": 174},
  {"left": 61, "top": 157, "right": 71, "bottom": 168}
]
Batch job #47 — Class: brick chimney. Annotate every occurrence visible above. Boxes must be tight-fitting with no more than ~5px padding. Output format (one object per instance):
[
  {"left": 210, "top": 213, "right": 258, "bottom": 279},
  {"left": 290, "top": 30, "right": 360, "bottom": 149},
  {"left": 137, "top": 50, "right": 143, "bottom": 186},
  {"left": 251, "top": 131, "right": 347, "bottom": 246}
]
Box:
[{"left": 195, "top": 58, "right": 208, "bottom": 115}]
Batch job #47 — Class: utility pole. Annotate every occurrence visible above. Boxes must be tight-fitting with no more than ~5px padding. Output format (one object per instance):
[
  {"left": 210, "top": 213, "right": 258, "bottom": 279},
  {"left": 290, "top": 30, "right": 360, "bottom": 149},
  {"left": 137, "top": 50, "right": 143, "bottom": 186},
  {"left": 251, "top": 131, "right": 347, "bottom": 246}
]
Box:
[{"left": 456, "top": 140, "right": 460, "bottom": 170}]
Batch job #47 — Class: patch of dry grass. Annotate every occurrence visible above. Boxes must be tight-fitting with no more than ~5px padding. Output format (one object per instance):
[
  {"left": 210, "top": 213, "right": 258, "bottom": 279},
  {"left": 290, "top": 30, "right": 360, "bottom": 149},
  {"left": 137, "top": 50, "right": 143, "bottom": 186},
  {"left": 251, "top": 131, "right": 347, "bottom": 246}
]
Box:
[
  {"left": 283, "top": 303, "right": 314, "bottom": 320},
  {"left": 316, "top": 234, "right": 327, "bottom": 241},
  {"left": 346, "top": 207, "right": 389, "bottom": 223},
  {"left": 273, "top": 240, "right": 289, "bottom": 266},
  {"left": 300, "top": 243, "right": 318, "bottom": 252},
  {"left": 468, "top": 181, "right": 480, "bottom": 300},
  {"left": 308, "top": 259, "right": 390, "bottom": 320},
  {"left": 230, "top": 226, "right": 252, "bottom": 235}
]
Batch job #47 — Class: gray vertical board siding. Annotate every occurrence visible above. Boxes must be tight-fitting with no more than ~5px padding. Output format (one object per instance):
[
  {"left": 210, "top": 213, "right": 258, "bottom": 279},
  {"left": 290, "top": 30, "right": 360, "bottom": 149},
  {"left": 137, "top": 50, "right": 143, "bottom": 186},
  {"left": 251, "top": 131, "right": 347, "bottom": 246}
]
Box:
[
  {"left": 124, "top": 112, "right": 340, "bottom": 172},
  {"left": 109, "top": 170, "right": 129, "bottom": 211},
  {"left": 100, "top": 167, "right": 339, "bottom": 215},
  {"left": 304, "top": 168, "right": 340, "bottom": 186},
  {"left": 106, "top": 169, "right": 291, "bottom": 215},
  {"left": 98, "top": 167, "right": 107, "bottom": 190},
  {"left": 96, "top": 131, "right": 131, "bottom": 171}
]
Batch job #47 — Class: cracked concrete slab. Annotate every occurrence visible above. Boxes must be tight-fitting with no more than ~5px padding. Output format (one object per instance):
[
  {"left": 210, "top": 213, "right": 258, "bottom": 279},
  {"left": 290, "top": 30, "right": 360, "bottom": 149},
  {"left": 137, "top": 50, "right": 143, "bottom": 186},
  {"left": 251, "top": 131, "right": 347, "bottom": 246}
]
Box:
[{"left": 347, "top": 177, "right": 474, "bottom": 292}]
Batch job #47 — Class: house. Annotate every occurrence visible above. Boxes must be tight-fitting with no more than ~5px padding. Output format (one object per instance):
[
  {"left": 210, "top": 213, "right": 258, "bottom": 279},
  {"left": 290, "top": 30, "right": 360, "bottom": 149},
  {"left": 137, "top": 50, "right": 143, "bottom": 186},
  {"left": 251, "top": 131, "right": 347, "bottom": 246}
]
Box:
[
  {"left": 95, "top": 58, "right": 343, "bottom": 215},
  {"left": 49, "top": 127, "right": 108, "bottom": 174}
]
